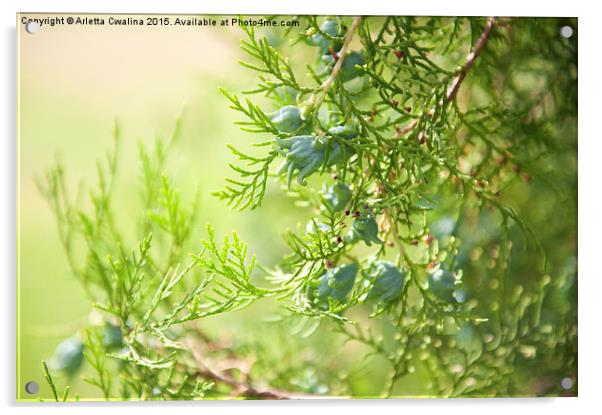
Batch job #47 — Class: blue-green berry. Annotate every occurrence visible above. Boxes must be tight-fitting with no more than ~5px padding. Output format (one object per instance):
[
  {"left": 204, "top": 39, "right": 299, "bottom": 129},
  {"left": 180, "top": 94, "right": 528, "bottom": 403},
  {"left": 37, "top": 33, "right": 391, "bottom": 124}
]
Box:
[
  {"left": 328, "top": 125, "right": 358, "bottom": 140},
  {"left": 102, "top": 323, "right": 123, "bottom": 349},
  {"left": 310, "top": 19, "right": 343, "bottom": 53},
  {"left": 340, "top": 51, "right": 364, "bottom": 82},
  {"left": 323, "top": 182, "right": 352, "bottom": 212},
  {"left": 50, "top": 336, "right": 84, "bottom": 376},
  {"left": 276, "top": 135, "right": 347, "bottom": 187},
  {"left": 269, "top": 105, "right": 303, "bottom": 133},
  {"left": 428, "top": 269, "right": 456, "bottom": 302},
  {"left": 366, "top": 261, "right": 406, "bottom": 304},
  {"left": 346, "top": 209, "right": 383, "bottom": 246},
  {"left": 320, "top": 51, "right": 364, "bottom": 82},
  {"left": 309, "top": 263, "right": 358, "bottom": 306}
]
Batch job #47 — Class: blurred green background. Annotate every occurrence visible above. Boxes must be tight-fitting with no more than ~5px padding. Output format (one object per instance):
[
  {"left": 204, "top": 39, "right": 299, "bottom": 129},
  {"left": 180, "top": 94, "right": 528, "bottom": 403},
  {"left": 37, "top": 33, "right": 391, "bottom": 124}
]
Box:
[{"left": 17, "top": 15, "right": 577, "bottom": 400}]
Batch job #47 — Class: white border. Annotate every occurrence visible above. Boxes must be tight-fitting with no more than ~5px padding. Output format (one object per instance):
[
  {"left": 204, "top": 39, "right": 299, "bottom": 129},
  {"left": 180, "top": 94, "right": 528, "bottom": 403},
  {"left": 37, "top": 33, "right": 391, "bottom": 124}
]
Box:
[
  {"left": 0, "top": 0, "right": 583, "bottom": 16},
  {"left": 3, "top": 1, "right": 598, "bottom": 414}
]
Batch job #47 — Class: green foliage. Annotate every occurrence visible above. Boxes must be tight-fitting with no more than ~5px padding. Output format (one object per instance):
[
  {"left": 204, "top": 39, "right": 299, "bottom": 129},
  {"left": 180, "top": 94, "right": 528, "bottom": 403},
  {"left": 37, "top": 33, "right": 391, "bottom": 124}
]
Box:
[
  {"left": 36, "top": 121, "right": 285, "bottom": 400},
  {"left": 42, "top": 361, "right": 76, "bottom": 402},
  {"left": 215, "top": 15, "right": 577, "bottom": 398},
  {"left": 38, "top": 16, "right": 577, "bottom": 400}
]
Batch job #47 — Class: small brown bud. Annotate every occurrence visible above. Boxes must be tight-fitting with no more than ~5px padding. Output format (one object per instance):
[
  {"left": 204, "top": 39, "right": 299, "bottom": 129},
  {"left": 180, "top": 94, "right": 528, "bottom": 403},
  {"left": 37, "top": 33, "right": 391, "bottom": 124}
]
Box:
[
  {"left": 423, "top": 234, "right": 434, "bottom": 246},
  {"left": 368, "top": 110, "right": 377, "bottom": 122}
]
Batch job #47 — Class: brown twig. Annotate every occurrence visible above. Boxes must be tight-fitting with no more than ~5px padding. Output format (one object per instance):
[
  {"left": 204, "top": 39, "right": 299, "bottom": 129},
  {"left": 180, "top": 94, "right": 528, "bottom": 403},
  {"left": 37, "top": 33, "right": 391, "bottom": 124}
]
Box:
[
  {"left": 320, "top": 16, "right": 363, "bottom": 92},
  {"left": 446, "top": 16, "right": 497, "bottom": 103},
  {"left": 183, "top": 336, "right": 306, "bottom": 400},
  {"left": 307, "top": 16, "right": 363, "bottom": 110},
  {"left": 384, "top": 18, "right": 498, "bottom": 265},
  {"left": 395, "top": 17, "right": 497, "bottom": 139}
]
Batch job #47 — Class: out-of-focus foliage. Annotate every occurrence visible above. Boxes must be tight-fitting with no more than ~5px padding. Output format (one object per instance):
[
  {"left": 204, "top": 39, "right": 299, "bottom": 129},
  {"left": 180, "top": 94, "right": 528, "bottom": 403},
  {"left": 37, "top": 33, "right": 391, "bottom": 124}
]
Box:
[{"left": 37, "top": 16, "right": 576, "bottom": 400}]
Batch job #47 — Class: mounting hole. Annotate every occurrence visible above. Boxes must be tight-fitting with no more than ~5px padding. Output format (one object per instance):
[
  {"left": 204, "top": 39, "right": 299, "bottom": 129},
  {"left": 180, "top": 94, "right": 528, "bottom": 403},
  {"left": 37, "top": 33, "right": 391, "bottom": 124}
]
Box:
[
  {"left": 560, "top": 26, "right": 573, "bottom": 39},
  {"left": 25, "top": 381, "right": 39, "bottom": 395},
  {"left": 25, "top": 21, "right": 40, "bottom": 34},
  {"left": 561, "top": 377, "right": 573, "bottom": 390}
]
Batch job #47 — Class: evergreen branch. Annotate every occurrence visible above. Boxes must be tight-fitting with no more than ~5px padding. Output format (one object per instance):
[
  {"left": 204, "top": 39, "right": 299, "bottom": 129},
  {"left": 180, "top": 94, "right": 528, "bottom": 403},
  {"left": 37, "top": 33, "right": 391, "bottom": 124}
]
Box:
[
  {"left": 308, "top": 16, "right": 363, "bottom": 110},
  {"left": 446, "top": 17, "right": 497, "bottom": 102},
  {"left": 238, "top": 23, "right": 301, "bottom": 92},
  {"left": 37, "top": 16, "right": 576, "bottom": 400},
  {"left": 42, "top": 361, "right": 73, "bottom": 401},
  {"left": 82, "top": 329, "right": 112, "bottom": 399},
  {"left": 394, "top": 17, "right": 497, "bottom": 139},
  {"left": 183, "top": 337, "right": 306, "bottom": 399},
  {"left": 212, "top": 146, "right": 277, "bottom": 211},
  {"left": 42, "top": 361, "right": 60, "bottom": 401}
]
